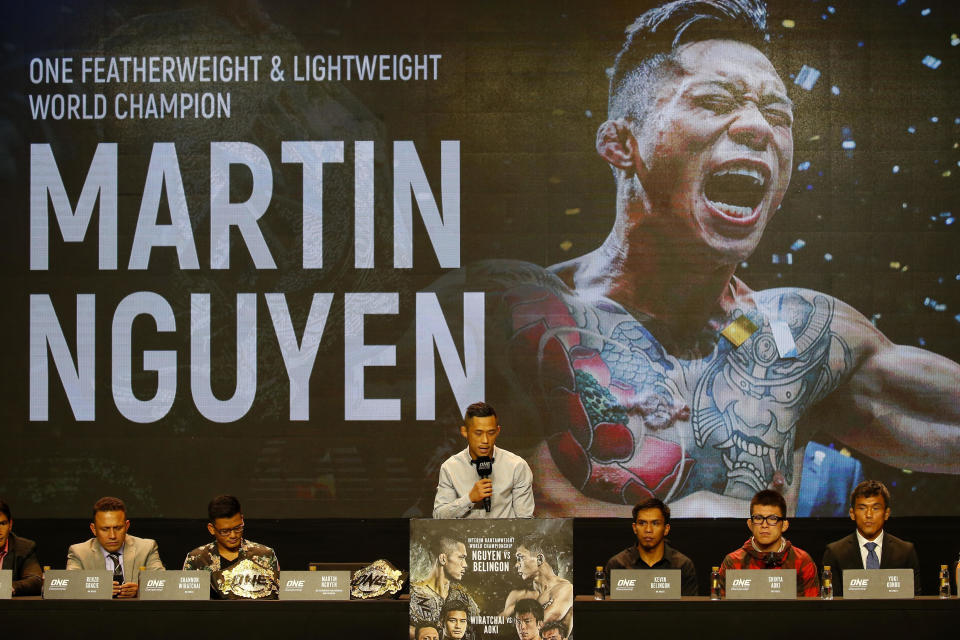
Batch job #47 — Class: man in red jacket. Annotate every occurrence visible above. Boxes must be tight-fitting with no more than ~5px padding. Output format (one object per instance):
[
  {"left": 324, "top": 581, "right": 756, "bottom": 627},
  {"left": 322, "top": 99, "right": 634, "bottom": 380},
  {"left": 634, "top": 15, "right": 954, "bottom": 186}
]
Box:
[{"left": 719, "top": 489, "right": 818, "bottom": 597}]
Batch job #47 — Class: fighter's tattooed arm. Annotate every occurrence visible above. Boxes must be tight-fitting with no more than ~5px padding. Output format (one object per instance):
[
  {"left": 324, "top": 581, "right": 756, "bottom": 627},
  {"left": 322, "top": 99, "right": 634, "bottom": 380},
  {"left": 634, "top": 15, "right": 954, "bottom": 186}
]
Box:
[{"left": 817, "top": 297, "right": 960, "bottom": 474}]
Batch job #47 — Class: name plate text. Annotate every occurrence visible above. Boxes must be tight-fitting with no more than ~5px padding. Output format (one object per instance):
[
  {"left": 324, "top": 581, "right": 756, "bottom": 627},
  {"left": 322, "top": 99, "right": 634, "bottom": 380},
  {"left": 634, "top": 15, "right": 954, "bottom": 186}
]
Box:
[
  {"left": 610, "top": 569, "right": 681, "bottom": 600},
  {"left": 43, "top": 570, "right": 113, "bottom": 599},
  {"left": 139, "top": 570, "right": 210, "bottom": 600},
  {"left": 279, "top": 570, "right": 351, "bottom": 600},
  {"left": 726, "top": 569, "right": 797, "bottom": 599},
  {"left": 843, "top": 569, "right": 914, "bottom": 599}
]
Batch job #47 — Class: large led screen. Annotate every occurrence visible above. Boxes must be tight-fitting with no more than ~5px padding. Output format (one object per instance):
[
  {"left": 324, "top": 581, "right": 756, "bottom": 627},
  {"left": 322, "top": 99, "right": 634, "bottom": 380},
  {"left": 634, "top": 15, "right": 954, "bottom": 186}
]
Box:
[{"left": 2, "top": 0, "right": 958, "bottom": 518}]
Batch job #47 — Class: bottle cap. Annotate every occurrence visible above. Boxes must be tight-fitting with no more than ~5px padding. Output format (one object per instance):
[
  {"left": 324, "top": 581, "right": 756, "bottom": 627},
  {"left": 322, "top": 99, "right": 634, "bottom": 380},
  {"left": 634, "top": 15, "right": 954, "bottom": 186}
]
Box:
[
  {"left": 824, "top": 565, "right": 831, "bottom": 570},
  {"left": 712, "top": 566, "right": 719, "bottom": 571},
  {"left": 595, "top": 566, "right": 603, "bottom": 571},
  {"left": 941, "top": 564, "right": 948, "bottom": 569}
]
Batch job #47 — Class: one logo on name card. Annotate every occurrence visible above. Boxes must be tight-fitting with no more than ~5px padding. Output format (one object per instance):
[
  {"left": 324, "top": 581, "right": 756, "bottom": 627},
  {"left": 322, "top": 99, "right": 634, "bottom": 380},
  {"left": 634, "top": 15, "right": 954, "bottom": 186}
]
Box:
[
  {"left": 43, "top": 570, "right": 113, "bottom": 599},
  {"left": 726, "top": 570, "right": 796, "bottom": 600},
  {"left": 139, "top": 570, "right": 210, "bottom": 600},
  {"left": 279, "top": 570, "right": 351, "bottom": 600},
  {"left": 843, "top": 570, "right": 913, "bottom": 599},
  {"left": 610, "top": 570, "right": 681, "bottom": 600}
]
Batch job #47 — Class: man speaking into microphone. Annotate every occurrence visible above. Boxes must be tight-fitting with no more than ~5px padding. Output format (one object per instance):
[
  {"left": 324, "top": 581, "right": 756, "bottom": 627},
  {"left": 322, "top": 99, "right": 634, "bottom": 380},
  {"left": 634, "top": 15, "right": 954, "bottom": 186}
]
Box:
[{"left": 433, "top": 402, "right": 535, "bottom": 519}]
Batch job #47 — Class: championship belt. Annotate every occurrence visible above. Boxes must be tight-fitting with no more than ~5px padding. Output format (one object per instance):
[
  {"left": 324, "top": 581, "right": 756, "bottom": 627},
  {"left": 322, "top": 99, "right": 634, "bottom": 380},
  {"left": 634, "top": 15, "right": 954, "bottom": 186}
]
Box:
[
  {"left": 217, "top": 558, "right": 278, "bottom": 599},
  {"left": 351, "top": 559, "right": 406, "bottom": 599}
]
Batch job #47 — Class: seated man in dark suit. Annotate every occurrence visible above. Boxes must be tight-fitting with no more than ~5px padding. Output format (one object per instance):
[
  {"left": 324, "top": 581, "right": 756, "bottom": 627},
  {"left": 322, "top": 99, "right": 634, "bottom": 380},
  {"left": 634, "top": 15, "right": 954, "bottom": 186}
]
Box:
[
  {"left": 0, "top": 499, "right": 42, "bottom": 596},
  {"left": 821, "top": 480, "right": 921, "bottom": 596}
]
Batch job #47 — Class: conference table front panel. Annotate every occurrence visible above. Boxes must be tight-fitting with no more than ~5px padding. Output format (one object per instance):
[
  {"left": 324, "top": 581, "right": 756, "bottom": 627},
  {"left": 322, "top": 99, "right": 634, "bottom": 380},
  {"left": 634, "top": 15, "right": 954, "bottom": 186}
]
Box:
[{"left": 4, "top": 595, "right": 959, "bottom": 639}]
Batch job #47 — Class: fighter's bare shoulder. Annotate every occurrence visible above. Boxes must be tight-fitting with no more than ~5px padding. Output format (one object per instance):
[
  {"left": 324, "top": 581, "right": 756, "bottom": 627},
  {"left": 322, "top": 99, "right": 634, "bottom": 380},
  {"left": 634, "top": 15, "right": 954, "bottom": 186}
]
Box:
[{"left": 752, "top": 284, "right": 885, "bottom": 359}]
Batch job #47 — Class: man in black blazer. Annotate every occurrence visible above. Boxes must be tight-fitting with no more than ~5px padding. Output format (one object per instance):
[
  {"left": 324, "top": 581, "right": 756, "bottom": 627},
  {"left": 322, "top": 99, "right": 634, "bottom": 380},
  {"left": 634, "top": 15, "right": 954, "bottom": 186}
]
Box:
[
  {"left": 821, "top": 480, "right": 921, "bottom": 596},
  {"left": 0, "top": 499, "right": 43, "bottom": 597}
]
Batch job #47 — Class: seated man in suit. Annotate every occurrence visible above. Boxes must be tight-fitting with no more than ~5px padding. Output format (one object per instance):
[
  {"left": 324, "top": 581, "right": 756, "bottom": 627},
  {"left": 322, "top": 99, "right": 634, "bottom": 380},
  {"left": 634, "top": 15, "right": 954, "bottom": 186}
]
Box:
[
  {"left": 66, "top": 496, "right": 164, "bottom": 598},
  {"left": 822, "top": 480, "right": 921, "bottom": 596},
  {"left": 0, "top": 499, "right": 42, "bottom": 596}
]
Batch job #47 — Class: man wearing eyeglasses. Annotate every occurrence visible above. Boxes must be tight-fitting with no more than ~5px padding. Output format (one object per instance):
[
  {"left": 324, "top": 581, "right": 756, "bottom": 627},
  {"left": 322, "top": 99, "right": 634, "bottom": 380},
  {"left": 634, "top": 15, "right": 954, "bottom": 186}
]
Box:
[
  {"left": 182, "top": 495, "right": 279, "bottom": 599},
  {"left": 821, "top": 480, "right": 921, "bottom": 596},
  {"left": 718, "top": 489, "right": 818, "bottom": 597},
  {"left": 66, "top": 496, "right": 164, "bottom": 598},
  {"left": 603, "top": 497, "right": 698, "bottom": 596}
]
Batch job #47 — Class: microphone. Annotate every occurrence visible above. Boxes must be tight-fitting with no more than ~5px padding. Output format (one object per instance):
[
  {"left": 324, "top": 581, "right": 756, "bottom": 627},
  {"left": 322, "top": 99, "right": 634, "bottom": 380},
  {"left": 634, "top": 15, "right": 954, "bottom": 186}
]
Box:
[
  {"left": 763, "top": 552, "right": 785, "bottom": 568},
  {"left": 472, "top": 455, "right": 494, "bottom": 512}
]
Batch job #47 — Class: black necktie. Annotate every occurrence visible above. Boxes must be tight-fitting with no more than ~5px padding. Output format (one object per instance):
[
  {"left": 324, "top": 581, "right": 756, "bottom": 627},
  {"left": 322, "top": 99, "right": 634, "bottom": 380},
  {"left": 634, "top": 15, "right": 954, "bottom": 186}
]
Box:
[{"left": 108, "top": 552, "right": 124, "bottom": 584}]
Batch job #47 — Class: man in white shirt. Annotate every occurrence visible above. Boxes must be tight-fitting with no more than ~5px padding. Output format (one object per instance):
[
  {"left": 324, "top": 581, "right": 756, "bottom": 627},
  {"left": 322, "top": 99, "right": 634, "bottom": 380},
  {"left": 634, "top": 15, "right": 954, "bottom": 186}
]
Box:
[
  {"left": 821, "top": 480, "right": 921, "bottom": 595},
  {"left": 433, "top": 402, "right": 535, "bottom": 519}
]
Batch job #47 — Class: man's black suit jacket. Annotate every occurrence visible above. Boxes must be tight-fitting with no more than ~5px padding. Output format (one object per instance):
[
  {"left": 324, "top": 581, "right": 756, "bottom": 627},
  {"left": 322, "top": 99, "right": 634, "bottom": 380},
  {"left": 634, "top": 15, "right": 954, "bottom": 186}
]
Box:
[
  {"left": 821, "top": 531, "right": 921, "bottom": 596},
  {"left": 1, "top": 533, "right": 43, "bottom": 596}
]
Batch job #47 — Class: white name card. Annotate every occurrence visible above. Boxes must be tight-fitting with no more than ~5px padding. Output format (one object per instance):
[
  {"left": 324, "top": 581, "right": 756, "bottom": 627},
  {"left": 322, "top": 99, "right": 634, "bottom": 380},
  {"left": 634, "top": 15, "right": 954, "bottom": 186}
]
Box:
[
  {"left": 610, "top": 569, "right": 682, "bottom": 600},
  {"left": 279, "top": 570, "right": 351, "bottom": 600},
  {"left": 726, "top": 569, "right": 797, "bottom": 599},
  {"left": 139, "top": 570, "right": 210, "bottom": 600},
  {"left": 43, "top": 570, "right": 113, "bottom": 599},
  {"left": 843, "top": 569, "right": 914, "bottom": 599}
]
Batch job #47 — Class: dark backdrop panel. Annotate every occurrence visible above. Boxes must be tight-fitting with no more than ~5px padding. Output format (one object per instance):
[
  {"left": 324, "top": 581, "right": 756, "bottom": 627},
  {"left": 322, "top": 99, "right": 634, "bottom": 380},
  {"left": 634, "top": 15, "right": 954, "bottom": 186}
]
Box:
[{"left": 2, "top": 0, "right": 958, "bottom": 519}]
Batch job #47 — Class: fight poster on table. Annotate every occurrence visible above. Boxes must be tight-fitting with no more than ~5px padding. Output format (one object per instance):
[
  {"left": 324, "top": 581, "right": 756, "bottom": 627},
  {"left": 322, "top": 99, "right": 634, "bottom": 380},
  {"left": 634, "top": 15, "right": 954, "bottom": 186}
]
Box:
[
  {"left": 3, "top": 0, "right": 958, "bottom": 520},
  {"left": 410, "top": 518, "right": 573, "bottom": 640}
]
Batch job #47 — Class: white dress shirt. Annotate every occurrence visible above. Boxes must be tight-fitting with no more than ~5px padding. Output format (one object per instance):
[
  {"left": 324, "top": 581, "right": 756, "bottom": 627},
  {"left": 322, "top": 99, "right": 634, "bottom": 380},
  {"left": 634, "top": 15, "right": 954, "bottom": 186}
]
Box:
[
  {"left": 856, "top": 529, "right": 885, "bottom": 568},
  {"left": 433, "top": 446, "right": 535, "bottom": 519}
]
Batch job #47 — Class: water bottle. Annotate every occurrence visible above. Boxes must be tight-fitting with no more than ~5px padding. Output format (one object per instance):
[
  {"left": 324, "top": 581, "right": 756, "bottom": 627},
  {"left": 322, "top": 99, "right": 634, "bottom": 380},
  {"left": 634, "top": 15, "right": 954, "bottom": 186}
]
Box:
[
  {"left": 594, "top": 566, "right": 605, "bottom": 600},
  {"left": 939, "top": 565, "right": 950, "bottom": 598},
  {"left": 820, "top": 565, "right": 833, "bottom": 600},
  {"left": 710, "top": 566, "right": 721, "bottom": 600}
]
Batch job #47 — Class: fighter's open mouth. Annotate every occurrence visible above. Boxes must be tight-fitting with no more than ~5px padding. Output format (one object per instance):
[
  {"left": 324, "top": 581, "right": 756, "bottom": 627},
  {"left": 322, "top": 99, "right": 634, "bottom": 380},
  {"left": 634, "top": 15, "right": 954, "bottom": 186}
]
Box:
[{"left": 704, "top": 165, "right": 767, "bottom": 220}]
